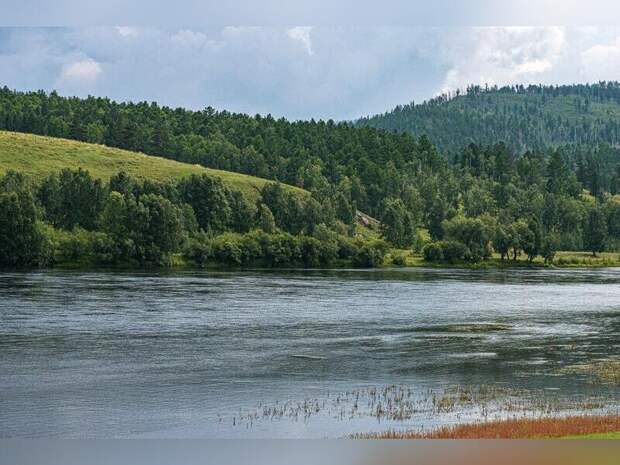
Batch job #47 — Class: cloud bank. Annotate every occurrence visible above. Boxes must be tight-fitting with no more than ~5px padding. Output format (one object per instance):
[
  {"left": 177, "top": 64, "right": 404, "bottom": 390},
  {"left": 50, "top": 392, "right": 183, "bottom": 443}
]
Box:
[{"left": 0, "top": 27, "right": 619, "bottom": 120}]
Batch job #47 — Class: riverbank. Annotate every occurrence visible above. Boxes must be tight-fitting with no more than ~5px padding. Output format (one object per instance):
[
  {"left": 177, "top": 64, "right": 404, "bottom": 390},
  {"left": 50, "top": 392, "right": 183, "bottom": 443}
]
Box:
[
  {"left": 387, "top": 250, "right": 620, "bottom": 269},
  {"left": 352, "top": 415, "right": 620, "bottom": 439},
  {"left": 16, "top": 249, "right": 620, "bottom": 272}
]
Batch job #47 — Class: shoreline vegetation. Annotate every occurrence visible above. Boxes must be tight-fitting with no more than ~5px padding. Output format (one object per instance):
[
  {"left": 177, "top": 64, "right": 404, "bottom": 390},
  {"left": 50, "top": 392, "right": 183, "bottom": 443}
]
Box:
[
  {"left": 49, "top": 251, "right": 620, "bottom": 271},
  {"left": 352, "top": 415, "right": 620, "bottom": 439},
  {"left": 4, "top": 249, "right": 620, "bottom": 272},
  {"left": 2, "top": 86, "right": 620, "bottom": 270}
]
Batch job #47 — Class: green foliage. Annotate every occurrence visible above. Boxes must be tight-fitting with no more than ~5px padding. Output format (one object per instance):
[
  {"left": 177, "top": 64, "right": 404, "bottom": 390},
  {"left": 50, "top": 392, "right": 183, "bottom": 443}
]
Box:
[
  {"left": 38, "top": 168, "right": 106, "bottom": 230},
  {"left": 353, "top": 240, "right": 388, "bottom": 268},
  {"left": 0, "top": 88, "right": 435, "bottom": 218},
  {"left": 0, "top": 181, "right": 45, "bottom": 267},
  {"left": 442, "top": 216, "right": 493, "bottom": 262},
  {"left": 584, "top": 205, "right": 608, "bottom": 256},
  {"left": 438, "top": 240, "right": 469, "bottom": 263},
  {"left": 256, "top": 203, "right": 276, "bottom": 233},
  {"left": 185, "top": 230, "right": 343, "bottom": 268},
  {"left": 228, "top": 190, "right": 256, "bottom": 233},
  {"left": 541, "top": 232, "right": 560, "bottom": 264},
  {"left": 493, "top": 224, "right": 512, "bottom": 260},
  {"left": 391, "top": 253, "right": 407, "bottom": 266},
  {"left": 605, "top": 201, "right": 620, "bottom": 239},
  {"left": 4, "top": 85, "right": 620, "bottom": 268},
  {"left": 179, "top": 174, "right": 232, "bottom": 235},
  {"left": 379, "top": 197, "right": 417, "bottom": 248},
  {"left": 0, "top": 130, "right": 305, "bottom": 204},
  {"left": 422, "top": 242, "right": 444, "bottom": 262},
  {"left": 422, "top": 240, "right": 468, "bottom": 263},
  {"left": 359, "top": 83, "right": 620, "bottom": 154},
  {"left": 100, "top": 191, "right": 184, "bottom": 265}
]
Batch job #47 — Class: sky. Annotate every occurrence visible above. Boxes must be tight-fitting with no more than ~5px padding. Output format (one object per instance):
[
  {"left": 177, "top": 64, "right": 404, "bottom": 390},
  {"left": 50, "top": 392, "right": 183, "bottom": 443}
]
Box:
[{"left": 1, "top": 25, "right": 620, "bottom": 120}]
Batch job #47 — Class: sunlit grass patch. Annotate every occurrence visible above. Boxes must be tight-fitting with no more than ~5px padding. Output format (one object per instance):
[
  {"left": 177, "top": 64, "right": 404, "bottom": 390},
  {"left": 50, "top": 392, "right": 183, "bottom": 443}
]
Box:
[
  {"left": 0, "top": 130, "right": 307, "bottom": 202},
  {"left": 405, "top": 251, "right": 620, "bottom": 269}
]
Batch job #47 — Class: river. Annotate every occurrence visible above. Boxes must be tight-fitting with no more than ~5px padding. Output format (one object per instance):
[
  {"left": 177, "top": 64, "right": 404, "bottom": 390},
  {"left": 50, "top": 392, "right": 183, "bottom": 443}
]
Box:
[{"left": 1, "top": 268, "right": 619, "bottom": 437}]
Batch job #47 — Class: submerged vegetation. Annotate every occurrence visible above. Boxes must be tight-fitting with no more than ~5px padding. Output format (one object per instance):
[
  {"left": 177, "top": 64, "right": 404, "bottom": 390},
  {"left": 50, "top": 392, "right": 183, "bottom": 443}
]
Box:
[
  {"left": 559, "top": 360, "right": 620, "bottom": 386},
  {"left": 217, "top": 382, "right": 618, "bottom": 436}
]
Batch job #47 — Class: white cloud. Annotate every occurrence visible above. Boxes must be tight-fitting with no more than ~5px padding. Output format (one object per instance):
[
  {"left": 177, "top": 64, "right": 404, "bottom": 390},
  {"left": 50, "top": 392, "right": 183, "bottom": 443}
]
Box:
[
  {"left": 287, "top": 26, "right": 314, "bottom": 56},
  {"left": 115, "top": 26, "right": 138, "bottom": 37},
  {"left": 171, "top": 29, "right": 208, "bottom": 47},
  {"left": 514, "top": 59, "right": 553, "bottom": 74},
  {"left": 581, "top": 36, "right": 620, "bottom": 80},
  {"left": 439, "top": 27, "right": 567, "bottom": 92},
  {"left": 60, "top": 58, "right": 102, "bottom": 81}
]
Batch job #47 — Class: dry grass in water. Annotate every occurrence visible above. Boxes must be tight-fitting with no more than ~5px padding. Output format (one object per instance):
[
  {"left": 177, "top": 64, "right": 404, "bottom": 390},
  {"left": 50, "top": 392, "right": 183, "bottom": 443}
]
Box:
[
  {"left": 353, "top": 414, "right": 620, "bottom": 439},
  {"left": 222, "top": 384, "right": 614, "bottom": 431}
]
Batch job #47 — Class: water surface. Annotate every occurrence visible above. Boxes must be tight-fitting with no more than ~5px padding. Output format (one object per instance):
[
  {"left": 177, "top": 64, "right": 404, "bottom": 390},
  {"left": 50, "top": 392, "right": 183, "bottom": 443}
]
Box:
[{"left": 1, "top": 268, "right": 619, "bottom": 437}]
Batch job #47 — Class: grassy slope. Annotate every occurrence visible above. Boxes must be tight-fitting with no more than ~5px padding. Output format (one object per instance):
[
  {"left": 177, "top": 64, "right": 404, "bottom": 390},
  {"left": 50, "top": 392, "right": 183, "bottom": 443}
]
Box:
[{"left": 0, "top": 130, "right": 307, "bottom": 202}]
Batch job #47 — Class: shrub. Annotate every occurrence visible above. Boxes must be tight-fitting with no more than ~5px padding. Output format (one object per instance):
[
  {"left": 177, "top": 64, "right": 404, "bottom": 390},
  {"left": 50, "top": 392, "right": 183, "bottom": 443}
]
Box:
[
  {"left": 299, "top": 235, "right": 338, "bottom": 267},
  {"left": 423, "top": 240, "right": 469, "bottom": 263},
  {"left": 336, "top": 236, "right": 359, "bottom": 260},
  {"left": 212, "top": 235, "right": 243, "bottom": 265},
  {"left": 442, "top": 215, "right": 493, "bottom": 262},
  {"left": 439, "top": 240, "right": 469, "bottom": 263},
  {"left": 353, "top": 240, "right": 387, "bottom": 268},
  {"left": 184, "top": 234, "right": 213, "bottom": 267},
  {"left": 422, "top": 242, "right": 444, "bottom": 262},
  {"left": 391, "top": 253, "right": 407, "bottom": 266},
  {"left": 54, "top": 227, "right": 101, "bottom": 265}
]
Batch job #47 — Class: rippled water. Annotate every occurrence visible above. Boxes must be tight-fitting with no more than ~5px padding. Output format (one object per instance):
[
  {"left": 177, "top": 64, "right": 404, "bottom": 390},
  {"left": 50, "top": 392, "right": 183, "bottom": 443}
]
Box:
[{"left": 1, "top": 268, "right": 619, "bottom": 437}]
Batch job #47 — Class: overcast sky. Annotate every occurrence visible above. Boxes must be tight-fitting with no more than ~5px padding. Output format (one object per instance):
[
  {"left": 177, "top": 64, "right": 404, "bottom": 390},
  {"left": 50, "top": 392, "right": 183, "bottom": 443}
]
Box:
[{"left": 1, "top": 26, "right": 620, "bottom": 120}]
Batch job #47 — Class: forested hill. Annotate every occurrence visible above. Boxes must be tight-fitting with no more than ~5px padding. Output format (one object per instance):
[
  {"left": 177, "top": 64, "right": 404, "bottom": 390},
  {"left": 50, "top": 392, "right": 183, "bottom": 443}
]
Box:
[
  {"left": 357, "top": 82, "right": 620, "bottom": 154},
  {"left": 2, "top": 86, "right": 620, "bottom": 270},
  {"left": 0, "top": 86, "right": 432, "bottom": 218}
]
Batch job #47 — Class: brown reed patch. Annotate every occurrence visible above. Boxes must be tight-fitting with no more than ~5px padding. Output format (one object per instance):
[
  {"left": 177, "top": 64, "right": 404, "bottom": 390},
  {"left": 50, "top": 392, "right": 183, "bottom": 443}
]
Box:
[{"left": 352, "top": 414, "right": 620, "bottom": 439}]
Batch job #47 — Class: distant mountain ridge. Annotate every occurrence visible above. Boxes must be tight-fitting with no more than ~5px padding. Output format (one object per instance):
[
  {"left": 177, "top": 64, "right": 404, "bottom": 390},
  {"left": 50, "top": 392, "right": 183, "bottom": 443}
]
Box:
[{"left": 357, "top": 82, "right": 620, "bottom": 154}]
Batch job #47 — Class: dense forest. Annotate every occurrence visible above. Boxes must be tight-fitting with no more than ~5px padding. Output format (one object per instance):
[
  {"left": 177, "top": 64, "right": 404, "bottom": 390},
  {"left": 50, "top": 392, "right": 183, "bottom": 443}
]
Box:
[
  {"left": 358, "top": 82, "right": 620, "bottom": 154},
  {"left": 1, "top": 86, "right": 620, "bottom": 268},
  {"left": 0, "top": 168, "right": 389, "bottom": 268}
]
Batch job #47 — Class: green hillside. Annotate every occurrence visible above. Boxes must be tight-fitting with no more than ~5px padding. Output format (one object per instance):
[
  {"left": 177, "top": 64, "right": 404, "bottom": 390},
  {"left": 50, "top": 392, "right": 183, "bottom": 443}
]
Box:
[
  {"left": 0, "top": 130, "right": 306, "bottom": 202},
  {"left": 357, "top": 82, "right": 620, "bottom": 153}
]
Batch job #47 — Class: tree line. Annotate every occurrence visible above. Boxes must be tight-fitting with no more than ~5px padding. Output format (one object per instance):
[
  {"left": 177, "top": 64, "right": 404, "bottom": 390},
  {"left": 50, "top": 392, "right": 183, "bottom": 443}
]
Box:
[{"left": 0, "top": 169, "right": 388, "bottom": 268}]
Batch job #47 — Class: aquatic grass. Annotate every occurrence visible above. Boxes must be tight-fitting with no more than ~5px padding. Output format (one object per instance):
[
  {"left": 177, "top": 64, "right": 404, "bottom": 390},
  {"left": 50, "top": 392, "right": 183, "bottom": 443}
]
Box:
[
  {"left": 352, "top": 414, "right": 620, "bottom": 439},
  {"left": 412, "top": 323, "right": 512, "bottom": 333},
  {"left": 558, "top": 360, "right": 620, "bottom": 385},
  {"left": 223, "top": 384, "right": 616, "bottom": 432}
]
